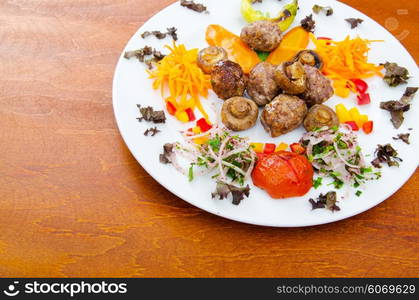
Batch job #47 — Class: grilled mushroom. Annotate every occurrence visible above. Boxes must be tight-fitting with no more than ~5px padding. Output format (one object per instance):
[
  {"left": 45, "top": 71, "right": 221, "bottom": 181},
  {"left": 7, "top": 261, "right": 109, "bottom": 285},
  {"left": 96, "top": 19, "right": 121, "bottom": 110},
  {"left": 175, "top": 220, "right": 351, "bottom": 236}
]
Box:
[
  {"left": 274, "top": 61, "right": 307, "bottom": 95},
  {"left": 303, "top": 104, "right": 339, "bottom": 131},
  {"left": 197, "top": 46, "right": 228, "bottom": 74},
  {"left": 221, "top": 97, "right": 258, "bottom": 131},
  {"left": 293, "top": 50, "right": 323, "bottom": 69}
]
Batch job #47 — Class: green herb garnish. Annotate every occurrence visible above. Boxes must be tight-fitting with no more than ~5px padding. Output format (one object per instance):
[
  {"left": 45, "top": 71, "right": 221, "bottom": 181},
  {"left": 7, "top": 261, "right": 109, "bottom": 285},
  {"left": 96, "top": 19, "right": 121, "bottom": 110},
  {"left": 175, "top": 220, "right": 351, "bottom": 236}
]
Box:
[
  {"left": 313, "top": 177, "right": 323, "bottom": 189},
  {"left": 208, "top": 136, "right": 221, "bottom": 151},
  {"left": 188, "top": 165, "right": 194, "bottom": 182},
  {"left": 256, "top": 51, "right": 270, "bottom": 61},
  {"left": 337, "top": 140, "right": 348, "bottom": 149},
  {"left": 361, "top": 167, "right": 372, "bottom": 174}
]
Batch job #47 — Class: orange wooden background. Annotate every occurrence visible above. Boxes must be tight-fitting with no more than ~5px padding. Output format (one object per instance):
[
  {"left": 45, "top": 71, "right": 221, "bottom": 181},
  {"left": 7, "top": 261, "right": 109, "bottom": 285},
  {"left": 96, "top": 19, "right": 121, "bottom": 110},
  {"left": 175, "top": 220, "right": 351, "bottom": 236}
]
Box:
[{"left": 0, "top": 0, "right": 418, "bottom": 277}]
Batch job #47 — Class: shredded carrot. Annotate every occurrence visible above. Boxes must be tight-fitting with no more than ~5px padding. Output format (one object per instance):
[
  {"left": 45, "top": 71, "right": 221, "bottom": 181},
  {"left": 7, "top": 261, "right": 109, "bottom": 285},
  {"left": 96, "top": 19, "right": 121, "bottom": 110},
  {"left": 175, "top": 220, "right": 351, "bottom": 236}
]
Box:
[
  {"left": 148, "top": 42, "right": 211, "bottom": 120},
  {"left": 310, "top": 33, "right": 384, "bottom": 98}
]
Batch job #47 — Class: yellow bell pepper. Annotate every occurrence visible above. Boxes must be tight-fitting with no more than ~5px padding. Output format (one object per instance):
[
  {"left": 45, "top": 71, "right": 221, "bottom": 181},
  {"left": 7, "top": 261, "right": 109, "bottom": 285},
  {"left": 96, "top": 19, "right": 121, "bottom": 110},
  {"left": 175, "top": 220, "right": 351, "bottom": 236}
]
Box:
[
  {"left": 360, "top": 114, "right": 369, "bottom": 125},
  {"left": 335, "top": 104, "right": 371, "bottom": 131},
  {"left": 335, "top": 104, "right": 351, "bottom": 123},
  {"left": 250, "top": 143, "right": 264, "bottom": 153},
  {"left": 349, "top": 107, "right": 362, "bottom": 128},
  {"left": 190, "top": 126, "right": 208, "bottom": 144},
  {"left": 192, "top": 126, "right": 201, "bottom": 134},
  {"left": 194, "top": 136, "right": 208, "bottom": 145},
  {"left": 175, "top": 111, "right": 189, "bottom": 123},
  {"left": 275, "top": 143, "right": 289, "bottom": 152}
]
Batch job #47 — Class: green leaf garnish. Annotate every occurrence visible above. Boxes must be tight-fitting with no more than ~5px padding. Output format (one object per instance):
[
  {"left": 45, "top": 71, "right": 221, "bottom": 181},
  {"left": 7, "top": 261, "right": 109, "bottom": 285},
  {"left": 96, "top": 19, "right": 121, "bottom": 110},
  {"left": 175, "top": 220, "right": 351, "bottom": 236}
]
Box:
[
  {"left": 256, "top": 51, "right": 270, "bottom": 61},
  {"left": 313, "top": 177, "right": 323, "bottom": 189}
]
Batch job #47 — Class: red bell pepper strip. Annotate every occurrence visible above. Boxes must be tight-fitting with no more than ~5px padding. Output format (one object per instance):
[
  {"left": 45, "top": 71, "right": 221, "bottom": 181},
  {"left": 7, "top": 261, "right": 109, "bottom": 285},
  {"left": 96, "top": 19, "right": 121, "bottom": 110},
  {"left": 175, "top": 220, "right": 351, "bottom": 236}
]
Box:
[
  {"left": 263, "top": 143, "right": 276, "bottom": 154},
  {"left": 345, "top": 121, "right": 359, "bottom": 131},
  {"left": 357, "top": 93, "right": 371, "bottom": 105},
  {"left": 185, "top": 108, "right": 196, "bottom": 122},
  {"left": 290, "top": 143, "right": 306, "bottom": 155},
  {"left": 362, "top": 120, "right": 374, "bottom": 134},
  {"left": 196, "top": 118, "right": 212, "bottom": 132},
  {"left": 317, "top": 36, "right": 332, "bottom": 45},
  {"left": 166, "top": 101, "right": 177, "bottom": 115},
  {"left": 351, "top": 78, "right": 368, "bottom": 94}
]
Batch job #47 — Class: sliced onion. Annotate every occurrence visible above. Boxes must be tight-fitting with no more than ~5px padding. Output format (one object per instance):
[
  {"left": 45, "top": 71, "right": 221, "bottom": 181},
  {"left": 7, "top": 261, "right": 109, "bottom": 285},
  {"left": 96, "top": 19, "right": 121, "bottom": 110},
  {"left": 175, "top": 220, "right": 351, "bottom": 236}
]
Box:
[
  {"left": 221, "top": 161, "right": 247, "bottom": 177},
  {"left": 333, "top": 141, "right": 361, "bottom": 169}
]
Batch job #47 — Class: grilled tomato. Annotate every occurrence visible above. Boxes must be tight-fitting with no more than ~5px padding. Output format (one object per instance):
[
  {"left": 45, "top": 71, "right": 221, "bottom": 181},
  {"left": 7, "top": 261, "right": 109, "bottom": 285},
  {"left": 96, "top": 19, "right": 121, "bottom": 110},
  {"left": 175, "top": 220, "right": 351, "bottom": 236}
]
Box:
[{"left": 252, "top": 151, "right": 313, "bottom": 199}]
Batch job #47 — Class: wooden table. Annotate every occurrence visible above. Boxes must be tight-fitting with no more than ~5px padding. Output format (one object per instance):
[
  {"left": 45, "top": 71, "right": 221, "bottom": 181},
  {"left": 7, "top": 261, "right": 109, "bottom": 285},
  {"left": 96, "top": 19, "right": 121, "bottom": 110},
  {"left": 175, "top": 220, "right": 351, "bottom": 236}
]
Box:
[{"left": 0, "top": 0, "right": 418, "bottom": 278}]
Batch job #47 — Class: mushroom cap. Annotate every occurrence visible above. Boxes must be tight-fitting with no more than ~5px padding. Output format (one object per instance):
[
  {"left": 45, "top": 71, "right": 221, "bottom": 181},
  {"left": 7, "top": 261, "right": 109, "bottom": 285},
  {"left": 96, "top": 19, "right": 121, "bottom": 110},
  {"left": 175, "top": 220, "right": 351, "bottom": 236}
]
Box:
[
  {"left": 261, "top": 94, "right": 308, "bottom": 137},
  {"left": 221, "top": 97, "right": 259, "bottom": 131},
  {"left": 197, "top": 46, "right": 228, "bottom": 74},
  {"left": 293, "top": 50, "right": 323, "bottom": 69},
  {"left": 274, "top": 61, "right": 307, "bottom": 95},
  {"left": 303, "top": 104, "right": 339, "bottom": 132}
]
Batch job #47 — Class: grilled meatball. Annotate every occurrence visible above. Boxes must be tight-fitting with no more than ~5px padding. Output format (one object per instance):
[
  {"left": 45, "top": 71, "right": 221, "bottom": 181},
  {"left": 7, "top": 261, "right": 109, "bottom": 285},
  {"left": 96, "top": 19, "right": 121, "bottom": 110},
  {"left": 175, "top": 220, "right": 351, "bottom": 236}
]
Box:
[
  {"left": 301, "top": 65, "right": 334, "bottom": 107},
  {"left": 240, "top": 20, "right": 282, "bottom": 52},
  {"left": 261, "top": 94, "right": 308, "bottom": 137},
  {"left": 211, "top": 60, "right": 246, "bottom": 100},
  {"left": 247, "top": 62, "right": 280, "bottom": 106}
]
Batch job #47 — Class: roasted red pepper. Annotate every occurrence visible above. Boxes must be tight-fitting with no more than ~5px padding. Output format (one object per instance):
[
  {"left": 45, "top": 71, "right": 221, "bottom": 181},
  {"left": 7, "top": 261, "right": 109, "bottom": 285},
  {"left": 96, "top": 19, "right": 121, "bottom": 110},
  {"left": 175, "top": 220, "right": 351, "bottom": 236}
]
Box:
[
  {"left": 362, "top": 120, "right": 373, "bottom": 134},
  {"left": 166, "top": 101, "right": 177, "bottom": 115},
  {"left": 196, "top": 118, "right": 212, "bottom": 132},
  {"left": 263, "top": 143, "right": 276, "bottom": 154},
  {"left": 317, "top": 36, "right": 332, "bottom": 45},
  {"left": 345, "top": 121, "right": 359, "bottom": 131},
  {"left": 351, "top": 78, "right": 368, "bottom": 94},
  {"left": 185, "top": 108, "right": 196, "bottom": 122},
  {"left": 290, "top": 143, "right": 306, "bottom": 155},
  {"left": 357, "top": 93, "right": 371, "bottom": 105}
]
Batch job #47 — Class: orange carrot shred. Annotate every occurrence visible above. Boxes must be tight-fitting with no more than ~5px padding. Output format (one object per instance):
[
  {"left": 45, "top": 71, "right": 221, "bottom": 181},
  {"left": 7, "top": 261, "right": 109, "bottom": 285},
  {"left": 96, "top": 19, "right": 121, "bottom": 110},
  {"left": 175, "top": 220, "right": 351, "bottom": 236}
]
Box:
[
  {"left": 310, "top": 34, "right": 384, "bottom": 98},
  {"left": 148, "top": 42, "right": 211, "bottom": 120}
]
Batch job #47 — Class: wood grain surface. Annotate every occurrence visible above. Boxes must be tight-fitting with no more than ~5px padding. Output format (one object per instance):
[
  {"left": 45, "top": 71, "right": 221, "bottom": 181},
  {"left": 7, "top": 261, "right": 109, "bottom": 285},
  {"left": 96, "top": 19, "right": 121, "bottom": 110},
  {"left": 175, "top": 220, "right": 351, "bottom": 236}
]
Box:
[{"left": 0, "top": 0, "right": 418, "bottom": 278}]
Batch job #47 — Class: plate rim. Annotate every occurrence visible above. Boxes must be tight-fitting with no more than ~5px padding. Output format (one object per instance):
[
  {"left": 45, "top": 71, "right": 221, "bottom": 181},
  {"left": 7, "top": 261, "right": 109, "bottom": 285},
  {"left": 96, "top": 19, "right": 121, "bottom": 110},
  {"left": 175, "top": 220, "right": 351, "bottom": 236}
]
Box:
[{"left": 112, "top": 0, "right": 419, "bottom": 227}]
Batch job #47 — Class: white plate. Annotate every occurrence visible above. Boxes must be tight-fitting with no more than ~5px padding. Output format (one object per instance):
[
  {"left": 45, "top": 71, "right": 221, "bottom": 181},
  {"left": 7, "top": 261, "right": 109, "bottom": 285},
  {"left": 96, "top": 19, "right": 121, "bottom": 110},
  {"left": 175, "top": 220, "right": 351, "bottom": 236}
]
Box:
[{"left": 113, "top": 0, "right": 419, "bottom": 227}]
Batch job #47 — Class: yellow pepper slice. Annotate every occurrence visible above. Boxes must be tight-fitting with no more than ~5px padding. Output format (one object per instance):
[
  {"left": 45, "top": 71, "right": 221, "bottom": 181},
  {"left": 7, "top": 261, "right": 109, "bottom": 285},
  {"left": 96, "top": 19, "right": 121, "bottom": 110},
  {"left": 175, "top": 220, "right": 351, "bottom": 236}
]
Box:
[
  {"left": 349, "top": 107, "right": 362, "bottom": 128},
  {"left": 335, "top": 104, "right": 351, "bottom": 123},
  {"left": 360, "top": 114, "right": 369, "bottom": 125},
  {"left": 175, "top": 111, "right": 189, "bottom": 123},
  {"left": 192, "top": 126, "right": 201, "bottom": 134},
  {"left": 194, "top": 136, "right": 208, "bottom": 145},
  {"left": 275, "top": 143, "right": 289, "bottom": 152},
  {"left": 250, "top": 143, "right": 264, "bottom": 153}
]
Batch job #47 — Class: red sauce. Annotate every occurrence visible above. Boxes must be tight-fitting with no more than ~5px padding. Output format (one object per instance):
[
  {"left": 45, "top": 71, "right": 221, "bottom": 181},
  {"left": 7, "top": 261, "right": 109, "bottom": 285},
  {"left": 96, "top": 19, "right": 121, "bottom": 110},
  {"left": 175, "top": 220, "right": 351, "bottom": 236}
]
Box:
[{"left": 251, "top": 151, "right": 314, "bottom": 199}]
